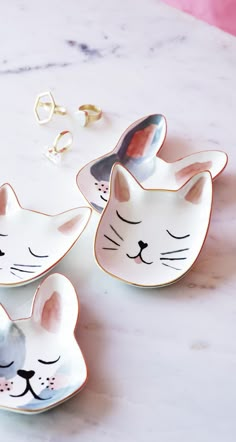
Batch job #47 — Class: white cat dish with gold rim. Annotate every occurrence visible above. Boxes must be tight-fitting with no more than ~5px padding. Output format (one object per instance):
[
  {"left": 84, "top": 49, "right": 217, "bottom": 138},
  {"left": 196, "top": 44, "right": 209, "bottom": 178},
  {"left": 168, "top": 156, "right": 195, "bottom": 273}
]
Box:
[
  {"left": 76, "top": 114, "right": 227, "bottom": 213},
  {"left": 0, "top": 273, "right": 87, "bottom": 414},
  {"left": 0, "top": 184, "right": 91, "bottom": 287},
  {"left": 94, "top": 164, "right": 213, "bottom": 287}
]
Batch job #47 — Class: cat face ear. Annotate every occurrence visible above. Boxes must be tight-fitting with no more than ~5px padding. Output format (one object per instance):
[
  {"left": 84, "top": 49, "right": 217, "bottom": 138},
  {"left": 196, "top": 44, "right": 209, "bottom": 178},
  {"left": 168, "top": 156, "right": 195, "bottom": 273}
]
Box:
[
  {"left": 32, "top": 274, "right": 78, "bottom": 334},
  {"left": 53, "top": 207, "right": 91, "bottom": 236},
  {"left": 175, "top": 151, "right": 228, "bottom": 185},
  {"left": 110, "top": 163, "right": 142, "bottom": 203},
  {"left": 0, "top": 304, "right": 11, "bottom": 333},
  {"left": 178, "top": 171, "right": 212, "bottom": 205},
  {"left": 0, "top": 184, "right": 20, "bottom": 216}
]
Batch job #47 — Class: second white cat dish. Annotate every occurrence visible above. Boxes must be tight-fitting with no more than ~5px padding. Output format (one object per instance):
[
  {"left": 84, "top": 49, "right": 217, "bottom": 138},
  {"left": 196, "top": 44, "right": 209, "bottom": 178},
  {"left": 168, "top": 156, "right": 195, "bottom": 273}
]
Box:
[
  {"left": 0, "top": 184, "right": 91, "bottom": 287},
  {"left": 94, "top": 164, "right": 213, "bottom": 287},
  {"left": 0, "top": 273, "right": 87, "bottom": 414}
]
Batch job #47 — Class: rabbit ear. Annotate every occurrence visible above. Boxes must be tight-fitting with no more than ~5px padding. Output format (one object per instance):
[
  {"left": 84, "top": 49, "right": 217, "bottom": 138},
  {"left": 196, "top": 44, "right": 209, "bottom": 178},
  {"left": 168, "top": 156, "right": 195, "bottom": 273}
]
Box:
[
  {"left": 32, "top": 274, "right": 78, "bottom": 334},
  {"left": 174, "top": 151, "right": 227, "bottom": 186},
  {"left": 116, "top": 114, "right": 167, "bottom": 161},
  {"left": 89, "top": 115, "right": 167, "bottom": 183}
]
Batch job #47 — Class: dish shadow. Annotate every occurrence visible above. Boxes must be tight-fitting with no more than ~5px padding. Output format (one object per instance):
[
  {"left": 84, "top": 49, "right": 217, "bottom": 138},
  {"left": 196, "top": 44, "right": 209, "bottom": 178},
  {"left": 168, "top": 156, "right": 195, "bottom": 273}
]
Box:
[
  {"left": 158, "top": 135, "right": 196, "bottom": 161},
  {"left": 211, "top": 172, "right": 236, "bottom": 209}
]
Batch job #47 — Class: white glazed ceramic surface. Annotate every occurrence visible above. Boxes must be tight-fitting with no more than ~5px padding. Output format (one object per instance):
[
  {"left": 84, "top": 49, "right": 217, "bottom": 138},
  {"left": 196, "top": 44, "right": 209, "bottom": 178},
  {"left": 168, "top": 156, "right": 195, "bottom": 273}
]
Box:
[
  {"left": 0, "top": 273, "right": 87, "bottom": 414},
  {"left": 0, "top": 184, "right": 91, "bottom": 286},
  {"left": 76, "top": 115, "right": 227, "bottom": 214},
  {"left": 95, "top": 164, "right": 213, "bottom": 287}
]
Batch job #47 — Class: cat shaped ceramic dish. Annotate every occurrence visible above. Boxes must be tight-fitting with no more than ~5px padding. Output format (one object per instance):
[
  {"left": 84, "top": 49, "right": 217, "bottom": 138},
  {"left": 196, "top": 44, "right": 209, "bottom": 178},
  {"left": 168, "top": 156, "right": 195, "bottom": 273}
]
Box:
[
  {"left": 0, "top": 184, "right": 91, "bottom": 287},
  {"left": 76, "top": 114, "right": 227, "bottom": 213},
  {"left": 0, "top": 273, "right": 87, "bottom": 414},
  {"left": 94, "top": 164, "right": 213, "bottom": 287}
]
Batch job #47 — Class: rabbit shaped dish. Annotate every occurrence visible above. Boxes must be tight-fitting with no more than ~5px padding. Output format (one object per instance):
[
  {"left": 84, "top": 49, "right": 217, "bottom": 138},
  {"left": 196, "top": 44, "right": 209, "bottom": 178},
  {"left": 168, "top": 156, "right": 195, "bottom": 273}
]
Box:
[
  {"left": 76, "top": 114, "right": 227, "bottom": 213},
  {"left": 0, "top": 273, "right": 87, "bottom": 414}
]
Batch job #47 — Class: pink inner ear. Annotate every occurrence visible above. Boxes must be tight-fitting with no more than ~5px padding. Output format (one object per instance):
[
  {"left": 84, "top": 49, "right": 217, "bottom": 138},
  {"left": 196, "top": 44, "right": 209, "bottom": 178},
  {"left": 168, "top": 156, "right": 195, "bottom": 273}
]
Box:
[
  {"left": 41, "top": 291, "right": 61, "bottom": 333},
  {"left": 0, "top": 187, "right": 8, "bottom": 216},
  {"left": 175, "top": 161, "right": 212, "bottom": 183},
  {"left": 58, "top": 214, "right": 82, "bottom": 235},
  {"left": 114, "top": 170, "right": 130, "bottom": 202},
  {"left": 126, "top": 124, "right": 157, "bottom": 158},
  {"left": 185, "top": 176, "right": 206, "bottom": 204}
]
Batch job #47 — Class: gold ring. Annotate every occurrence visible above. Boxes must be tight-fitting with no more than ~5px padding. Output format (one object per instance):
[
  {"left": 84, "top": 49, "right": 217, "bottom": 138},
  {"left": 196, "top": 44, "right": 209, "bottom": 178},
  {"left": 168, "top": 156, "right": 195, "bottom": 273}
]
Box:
[
  {"left": 50, "top": 130, "right": 73, "bottom": 154},
  {"left": 75, "top": 104, "right": 102, "bottom": 127},
  {"left": 34, "top": 91, "right": 67, "bottom": 125}
]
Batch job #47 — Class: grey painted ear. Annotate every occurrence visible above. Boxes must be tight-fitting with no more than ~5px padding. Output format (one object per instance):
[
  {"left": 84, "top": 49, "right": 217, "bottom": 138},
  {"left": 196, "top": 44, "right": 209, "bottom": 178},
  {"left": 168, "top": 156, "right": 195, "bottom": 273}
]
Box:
[
  {"left": 0, "top": 184, "right": 20, "bottom": 216},
  {"left": 89, "top": 115, "right": 167, "bottom": 182},
  {"left": 178, "top": 171, "right": 212, "bottom": 205},
  {"left": 116, "top": 114, "right": 167, "bottom": 160}
]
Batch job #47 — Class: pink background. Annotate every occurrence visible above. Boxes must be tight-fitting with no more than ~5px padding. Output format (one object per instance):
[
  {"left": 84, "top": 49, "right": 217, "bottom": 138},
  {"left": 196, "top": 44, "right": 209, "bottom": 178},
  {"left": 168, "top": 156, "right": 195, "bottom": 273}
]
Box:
[{"left": 164, "top": 0, "right": 236, "bottom": 36}]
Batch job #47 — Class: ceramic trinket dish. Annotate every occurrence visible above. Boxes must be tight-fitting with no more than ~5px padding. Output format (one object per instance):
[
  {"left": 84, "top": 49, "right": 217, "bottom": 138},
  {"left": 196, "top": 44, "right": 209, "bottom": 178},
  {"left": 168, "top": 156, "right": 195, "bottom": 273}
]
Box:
[
  {"left": 0, "top": 273, "right": 87, "bottom": 414},
  {"left": 0, "top": 183, "right": 91, "bottom": 286},
  {"left": 94, "top": 164, "right": 213, "bottom": 287},
  {"left": 76, "top": 114, "right": 227, "bottom": 213}
]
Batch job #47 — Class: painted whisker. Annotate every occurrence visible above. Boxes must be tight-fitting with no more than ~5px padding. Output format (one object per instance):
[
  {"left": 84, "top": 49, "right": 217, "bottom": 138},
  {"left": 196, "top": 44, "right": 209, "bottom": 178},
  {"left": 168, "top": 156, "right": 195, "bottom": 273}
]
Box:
[
  {"left": 160, "top": 257, "right": 187, "bottom": 261},
  {"left": 104, "top": 234, "right": 120, "bottom": 247},
  {"left": 160, "top": 248, "right": 189, "bottom": 255},
  {"left": 10, "top": 267, "right": 36, "bottom": 274},
  {"left": 162, "top": 263, "right": 181, "bottom": 271},
  {"left": 102, "top": 247, "right": 118, "bottom": 250},
  {"left": 13, "top": 264, "right": 42, "bottom": 267},
  {"left": 110, "top": 225, "right": 124, "bottom": 241},
  {"left": 10, "top": 270, "right": 23, "bottom": 279}
]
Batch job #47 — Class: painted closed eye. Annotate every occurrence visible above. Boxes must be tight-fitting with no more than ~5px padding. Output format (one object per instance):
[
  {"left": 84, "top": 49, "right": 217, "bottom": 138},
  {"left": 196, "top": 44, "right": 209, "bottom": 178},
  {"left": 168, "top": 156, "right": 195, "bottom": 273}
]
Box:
[
  {"left": 38, "top": 356, "right": 61, "bottom": 365},
  {"left": 0, "top": 361, "right": 14, "bottom": 368},
  {"left": 116, "top": 210, "right": 142, "bottom": 225},
  {"left": 160, "top": 230, "right": 191, "bottom": 272},
  {"left": 166, "top": 230, "right": 190, "bottom": 240},
  {"left": 28, "top": 247, "right": 49, "bottom": 258}
]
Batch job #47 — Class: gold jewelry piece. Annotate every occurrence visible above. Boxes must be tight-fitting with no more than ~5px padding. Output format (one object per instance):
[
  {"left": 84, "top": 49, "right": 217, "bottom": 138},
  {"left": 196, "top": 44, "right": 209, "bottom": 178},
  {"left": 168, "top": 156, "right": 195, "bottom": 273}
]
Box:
[
  {"left": 44, "top": 130, "right": 73, "bottom": 164},
  {"left": 34, "top": 91, "right": 67, "bottom": 125},
  {"left": 75, "top": 104, "right": 102, "bottom": 127}
]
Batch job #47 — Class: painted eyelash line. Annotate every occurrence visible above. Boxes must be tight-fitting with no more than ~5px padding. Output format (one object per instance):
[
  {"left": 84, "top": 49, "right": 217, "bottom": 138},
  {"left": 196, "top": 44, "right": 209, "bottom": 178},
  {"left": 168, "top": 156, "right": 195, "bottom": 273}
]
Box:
[
  {"left": 0, "top": 234, "right": 8, "bottom": 237},
  {"left": 38, "top": 356, "right": 61, "bottom": 365},
  {"left": 116, "top": 210, "right": 142, "bottom": 225},
  {"left": 28, "top": 247, "right": 49, "bottom": 258},
  {"left": 0, "top": 361, "right": 14, "bottom": 368},
  {"left": 166, "top": 230, "right": 190, "bottom": 240}
]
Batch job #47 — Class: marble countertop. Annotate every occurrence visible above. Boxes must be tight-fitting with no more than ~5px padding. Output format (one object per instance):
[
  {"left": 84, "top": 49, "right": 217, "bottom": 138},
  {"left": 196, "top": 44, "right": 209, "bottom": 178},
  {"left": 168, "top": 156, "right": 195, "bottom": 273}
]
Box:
[{"left": 0, "top": 0, "right": 235, "bottom": 440}]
